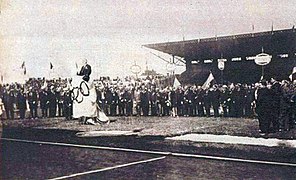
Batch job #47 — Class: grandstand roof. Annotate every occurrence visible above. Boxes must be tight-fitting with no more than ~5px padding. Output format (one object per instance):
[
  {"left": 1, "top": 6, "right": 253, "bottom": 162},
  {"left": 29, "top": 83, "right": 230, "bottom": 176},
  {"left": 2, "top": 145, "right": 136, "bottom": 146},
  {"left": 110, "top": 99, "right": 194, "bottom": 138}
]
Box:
[{"left": 144, "top": 28, "right": 296, "bottom": 60}]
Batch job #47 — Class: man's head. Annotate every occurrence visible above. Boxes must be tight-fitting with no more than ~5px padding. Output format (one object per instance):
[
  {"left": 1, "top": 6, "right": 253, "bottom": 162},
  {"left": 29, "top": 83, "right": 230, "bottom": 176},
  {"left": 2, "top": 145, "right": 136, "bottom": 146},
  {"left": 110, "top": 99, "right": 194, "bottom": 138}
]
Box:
[{"left": 83, "top": 58, "right": 88, "bottom": 65}]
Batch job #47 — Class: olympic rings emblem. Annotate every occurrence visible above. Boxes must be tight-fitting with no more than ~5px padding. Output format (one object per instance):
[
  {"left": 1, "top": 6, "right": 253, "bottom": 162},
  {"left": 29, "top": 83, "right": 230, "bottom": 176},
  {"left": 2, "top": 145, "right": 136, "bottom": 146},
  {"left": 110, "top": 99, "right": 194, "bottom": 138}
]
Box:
[{"left": 71, "top": 81, "right": 90, "bottom": 103}]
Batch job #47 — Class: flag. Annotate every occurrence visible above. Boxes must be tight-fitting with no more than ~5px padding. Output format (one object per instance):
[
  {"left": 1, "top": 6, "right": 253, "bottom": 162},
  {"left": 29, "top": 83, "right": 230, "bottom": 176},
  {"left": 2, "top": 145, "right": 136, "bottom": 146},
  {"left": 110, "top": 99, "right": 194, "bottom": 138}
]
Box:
[
  {"left": 173, "top": 77, "right": 181, "bottom": 88},
  {"left": 41, "top": 80, "right": 47, "bottom": 89},
  {"left": 21, "top": 61, "right": 25, "bottom": 69},
  {"left": 252, "top": 24, "right": 254, "bottom": 31},
  {"left": 289, "top": 67, "right": 296, "bottom": 81},
  {"left": 202, "top": 72, "right": 215, "bottom": 89},
  {"left": 50, "top": 62, "right": 53, "bottom": 69},
  {"left": 21, "top": 61, "right": 26, "bottom": 75},
  {"left": 1, "top": 75, "right": 3, "bottom": 83}
]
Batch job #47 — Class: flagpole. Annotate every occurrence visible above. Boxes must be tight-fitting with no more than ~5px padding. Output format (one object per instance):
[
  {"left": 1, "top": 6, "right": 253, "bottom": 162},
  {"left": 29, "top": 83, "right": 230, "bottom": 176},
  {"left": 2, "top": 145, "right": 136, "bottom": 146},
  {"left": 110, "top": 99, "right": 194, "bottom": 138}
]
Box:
[
  {"left": 23, "top": 68, "right": 27, "bottom": 83},
  {"left": 0, "top": 72, "right": 3, "bottom": 84},
  {"left": 221, "top": 70, "right": 223, "bottom": 84},
  {"left": 261, "top": 66, "right": 264, "bottom": 80}
]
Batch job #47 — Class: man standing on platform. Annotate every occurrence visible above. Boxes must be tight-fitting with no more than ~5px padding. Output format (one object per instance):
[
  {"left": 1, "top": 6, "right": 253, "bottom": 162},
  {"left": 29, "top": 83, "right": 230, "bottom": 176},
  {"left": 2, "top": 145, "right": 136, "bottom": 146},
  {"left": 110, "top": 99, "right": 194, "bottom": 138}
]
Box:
[{"left": 77, "top": 59, "right": 92, "bottom": 82}]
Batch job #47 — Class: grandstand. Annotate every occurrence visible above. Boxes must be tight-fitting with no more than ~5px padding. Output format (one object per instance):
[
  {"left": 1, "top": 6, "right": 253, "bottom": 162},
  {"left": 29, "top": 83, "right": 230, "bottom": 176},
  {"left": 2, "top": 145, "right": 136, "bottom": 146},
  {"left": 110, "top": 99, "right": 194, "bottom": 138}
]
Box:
[{"left": 144, "top": 28, "right": 296, "bottom": 84}]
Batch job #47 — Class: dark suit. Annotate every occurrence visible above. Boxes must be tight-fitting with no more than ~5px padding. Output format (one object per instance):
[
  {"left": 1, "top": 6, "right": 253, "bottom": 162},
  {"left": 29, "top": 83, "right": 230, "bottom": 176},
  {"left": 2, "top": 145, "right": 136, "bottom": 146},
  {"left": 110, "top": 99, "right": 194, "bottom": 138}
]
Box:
[
  {"left": 209, "top": 88, "right": 220, "bottom": 117},
  {"left": 203, "top": 90, "right": 211, "bottom": 117},
  {"left": 185, "top": 89, "right": 195, "bottom": 116},
  {"left": 150, "top": 91, "right": 158, "bottom": 116},
  {"left": 28, "top": 90, "right": 38, "bottom": 119},
  {"left": 110, "top": 91, "right": 119, "bottom": 116},
  {"left": 77, "top": 64, "right": 92, "bottom": 82},
  {"left": 48, "top": 90, "right": 57, "bottom": 117},
  {"left": 176, "top": 90, "right": 184, "bottom": 116},
  {"left": 17, "top": 91, "right": 27, "bottom": 119},
  {"left": 140, "top": 90, "right": 150, "bottom": 116},
  {"left": 63, "top": 91, "right": 73, "bottom": 120},
  {"left": 195, "top": 89, "right": 205, "bottom": 117},
  {"left": 39, "top": 90, "right": 48, "bottom": 118},
  {"left": 2, "top": 90, "right": 15, "bottom": 119},
  {"left": 256, "top": 87, "right": 273, "bottom": 133},
  {"left": 124, "top": 90, "right": 133, "bottom": 116}
]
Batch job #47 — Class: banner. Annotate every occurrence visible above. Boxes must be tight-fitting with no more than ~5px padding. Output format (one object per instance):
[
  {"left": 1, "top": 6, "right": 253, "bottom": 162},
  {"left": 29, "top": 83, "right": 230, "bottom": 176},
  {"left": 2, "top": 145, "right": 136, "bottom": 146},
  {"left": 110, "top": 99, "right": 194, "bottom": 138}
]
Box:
[
  {"left": 202, "top": 72, "right": 215, "bottom": 89},
  {"left": 173, "top": 77, "right": 181, "bottom": 88},
  {"left": 289, "top": 67, "right": 296, "bottom": 81}
]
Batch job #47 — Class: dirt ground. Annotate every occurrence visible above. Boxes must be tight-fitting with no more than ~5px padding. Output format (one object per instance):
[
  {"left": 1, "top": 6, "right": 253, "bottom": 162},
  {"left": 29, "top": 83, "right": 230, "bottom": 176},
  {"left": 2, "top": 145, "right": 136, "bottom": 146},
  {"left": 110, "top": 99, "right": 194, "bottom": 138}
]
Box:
[{"left": 1, "top": 116, "right": 296, "bottom": 139}]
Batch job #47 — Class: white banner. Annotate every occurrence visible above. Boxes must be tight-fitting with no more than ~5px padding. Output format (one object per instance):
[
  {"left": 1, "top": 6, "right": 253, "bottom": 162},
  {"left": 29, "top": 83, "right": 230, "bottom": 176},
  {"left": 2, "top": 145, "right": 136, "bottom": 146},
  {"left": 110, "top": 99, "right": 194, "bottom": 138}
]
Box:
[
  {"left": 254, "top": 53, "right": 272, "bottom": 66},
  {"left": 217, "top": 59, "right": 226, "bottom": 70}
]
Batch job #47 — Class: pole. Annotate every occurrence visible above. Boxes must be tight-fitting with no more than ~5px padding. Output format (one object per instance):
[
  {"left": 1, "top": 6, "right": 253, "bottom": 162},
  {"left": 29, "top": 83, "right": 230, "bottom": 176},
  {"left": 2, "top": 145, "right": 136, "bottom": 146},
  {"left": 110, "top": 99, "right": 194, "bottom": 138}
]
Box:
[
  {"left": 261, "top": 66, "right": 264, "bottom": 80},
  {"left": 172, "top": 55, "right": 175, "bottom": 76},
  {"left": 221, "top": 70, "right": 223, "bottom": 84}
]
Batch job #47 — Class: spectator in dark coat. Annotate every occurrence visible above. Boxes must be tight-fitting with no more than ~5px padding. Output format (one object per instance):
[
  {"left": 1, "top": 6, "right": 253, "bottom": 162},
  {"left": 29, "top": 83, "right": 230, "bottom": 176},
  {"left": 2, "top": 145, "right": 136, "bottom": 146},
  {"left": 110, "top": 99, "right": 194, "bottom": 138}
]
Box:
[
  {"left": 150, "top": 88, "right": 158, "bottom": 116},
  {"left": 195, "top": 87, "right": 205, "bottom": 117},
  {"left": 17, "top": 89, "right": 27, "bottom": 119},
  {"left": 232, "top": 85, "right": 244, "bottom": 117},
  {"left": 124, "top": 88, "right": 133, "bottom": 116},
  {"left": 39, "top": 88, "right": 48, "bottom": 118},
  {"left": 244, "top": 85, "right": 255, "bottom": 118},
  {"left": 185, "top": 87, "right": 195, "bottom": 116},
  {"left": 170, "top": 88, "right": 178, "bottom": 117},
  {"left": 27, "top": 88, "right": 38, "bottom": 119},
  {"left": 140, "top": 88, "right": 150, "bottom": 116},
  {"left": 208, "top": 85, "right": 220, "bottom": 117},
  {"left": 2, "top": 87, "right": 15, "bottom": 119},
  {"left": 63, "top": 89, "right": 72, "bottom": 120},
  {"left": 219, "top": 85, "right": 229, "bottom": 117},
  {"left": 104, "top": 88, "right": 112, "bottom": 116},
  {"left": 118, "top": 89, "right": 125, "bottom": 116},
  {"left": 279, "top": 81, "right": 294, "bottom": 131},
  {"left": 48, "top": 86, "right": 57, "bottom": 118},
  {"left": 176, "top": 88, "right": 184, "bottom": 116},
  {"left": 255, "top": 82, "right": 276, "bottom": 134},
  {"left": 203, "top": 90, "right": 211, "bottom": 117},
  {"left": 110, "top": 88, "right": 119, "bottom": 116}
]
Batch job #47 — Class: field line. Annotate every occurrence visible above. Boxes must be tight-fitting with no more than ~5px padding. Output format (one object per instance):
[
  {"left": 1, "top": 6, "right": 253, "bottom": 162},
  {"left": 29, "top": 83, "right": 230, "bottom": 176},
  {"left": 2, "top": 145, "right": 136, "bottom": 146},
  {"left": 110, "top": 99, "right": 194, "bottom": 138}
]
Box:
[
  {"left": 2, "top": 137, "right": 296, "bottom": 167},
  {"left": 48, "top": 156, "right": 166, "bottom": 180},
  {"left": 1, "top": 137, "right": 171, "bottom": 155}
]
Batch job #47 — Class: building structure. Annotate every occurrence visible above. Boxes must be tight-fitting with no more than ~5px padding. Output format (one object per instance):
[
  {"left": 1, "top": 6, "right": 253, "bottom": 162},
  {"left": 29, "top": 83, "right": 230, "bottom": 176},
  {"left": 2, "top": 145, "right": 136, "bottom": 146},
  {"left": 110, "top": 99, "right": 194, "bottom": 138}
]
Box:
[{"left": 144, "top": 28, "right": 296, "bottom": 84}]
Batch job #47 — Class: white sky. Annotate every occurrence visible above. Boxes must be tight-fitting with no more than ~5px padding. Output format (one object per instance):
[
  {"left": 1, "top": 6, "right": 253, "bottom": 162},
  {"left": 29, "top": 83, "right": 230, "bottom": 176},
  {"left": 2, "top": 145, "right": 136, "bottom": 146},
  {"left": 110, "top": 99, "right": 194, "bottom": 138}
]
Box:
[{"left": 0, "top": 0, "right": 296, "bottom": 82}]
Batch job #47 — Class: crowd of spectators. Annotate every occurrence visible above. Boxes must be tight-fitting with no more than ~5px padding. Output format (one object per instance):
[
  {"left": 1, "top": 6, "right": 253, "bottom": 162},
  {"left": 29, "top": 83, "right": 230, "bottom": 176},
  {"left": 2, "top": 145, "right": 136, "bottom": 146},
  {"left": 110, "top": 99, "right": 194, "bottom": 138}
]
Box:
[{"left": 0, "top": 76, "right": 295, "bottom": 133}]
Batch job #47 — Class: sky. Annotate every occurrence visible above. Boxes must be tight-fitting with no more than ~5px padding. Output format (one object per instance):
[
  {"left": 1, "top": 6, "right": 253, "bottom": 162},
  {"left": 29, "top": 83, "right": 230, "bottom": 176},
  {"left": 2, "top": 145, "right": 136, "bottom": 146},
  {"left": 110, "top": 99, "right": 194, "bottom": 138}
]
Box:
[{"left": 0, "top": 0, "right": 296, "bottom": 82}]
